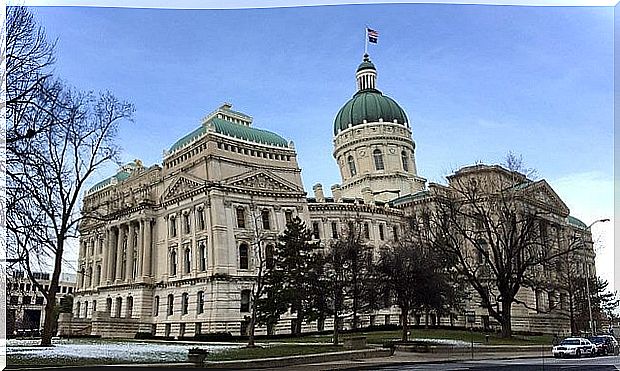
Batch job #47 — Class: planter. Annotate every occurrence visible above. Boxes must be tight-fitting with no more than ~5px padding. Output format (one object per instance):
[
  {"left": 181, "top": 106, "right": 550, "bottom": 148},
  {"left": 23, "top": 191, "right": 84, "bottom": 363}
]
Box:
[{"left": 188, "top": 347, "right": 209, "bottom": 364}]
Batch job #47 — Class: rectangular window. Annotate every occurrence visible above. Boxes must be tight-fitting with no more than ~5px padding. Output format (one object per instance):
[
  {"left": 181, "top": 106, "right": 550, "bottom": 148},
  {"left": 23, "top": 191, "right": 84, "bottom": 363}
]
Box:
[
  {"left": 179, "top": 323, "right": 186, "bottom": 337},
  {"left": 22, "top": 296, "right": 32, "bottom": 305},
  {"left": 164, "top": 323, "right": 171, "bottom": 337},
  {"left": 331, "top": 222, "right": 338, "bottom": 239},
  {"left": 261, "top": 209, "right": 271, "bottom": 230},
  {"left": 240, "top": 290, "right": 251, "bottom": 312},
  {"left": 379, "top": 224, "right": 385, "bottom": 240},
  {"left": 183, "top": 213, "right": 191, "bottom": 234},
  {"left": 195, "top": 322, "right": 202, "bottom": 335},
  {"left": 392, "top": 225, "right": 398, "bottom": 241},
  {"left": 312, "top": 222, "right": 320, "bottom": 239},
  {"left": 285, "top": 210, "right": 293, "bottom": 225},
  {"left": 236, "top": 208, "right": 246, "bottom": 228},
  {"left": 35, "top": 296, "right": 44, "bottom": 305},
  {"left": 364, "top": 223, "right": 370, "bottom": 239},
  {"left": 197, "top": 208, "right": 205, "bottom": 230}
]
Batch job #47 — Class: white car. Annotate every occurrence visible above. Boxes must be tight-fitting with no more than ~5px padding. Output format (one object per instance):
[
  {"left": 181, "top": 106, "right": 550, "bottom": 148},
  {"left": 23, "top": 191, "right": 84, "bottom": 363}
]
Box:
[{"left": 552, "top": 337, "right": 596, "bottom": 358}]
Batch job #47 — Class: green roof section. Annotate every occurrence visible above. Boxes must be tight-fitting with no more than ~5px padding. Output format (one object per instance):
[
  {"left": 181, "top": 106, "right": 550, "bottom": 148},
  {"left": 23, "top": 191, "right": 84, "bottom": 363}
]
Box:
[
  {"left": 169, "top": 125, "right": 208, "bottom": 152},
  {"left": 567, "top": 215, "right": 587, "bottom": 229},
  {"left": 389, "top": 190, "right": 430, "bottom": 206},
  {"left": 168, "top": 104, "right": 289, "bottom": 152},
  {"left": 209, "top": 117, "right": 288, "bottom": 147},
  {"left": 356, "top": 53, "right": 376, "bottom": 72},
  {"left": 88, "top": 170, "right": 130, "bottom": 194},
  {"left": 334, "top": 89, "right": 408, "bottom": 135}
]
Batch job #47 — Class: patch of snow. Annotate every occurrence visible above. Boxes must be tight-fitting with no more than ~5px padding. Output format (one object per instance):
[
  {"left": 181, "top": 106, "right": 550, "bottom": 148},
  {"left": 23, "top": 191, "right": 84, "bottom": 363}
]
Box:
[
  {"left": 409, "top": 338, "right": 471, "bottom": 347},
  {"left": 7, "top": 338, "right": 238, "bottom": 363}
]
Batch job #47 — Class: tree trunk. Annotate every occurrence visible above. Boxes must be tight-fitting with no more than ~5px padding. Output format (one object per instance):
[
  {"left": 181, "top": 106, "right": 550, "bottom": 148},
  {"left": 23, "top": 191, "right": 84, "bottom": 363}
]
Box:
[
  {"left": 569, "top": 292, "right": 576, "bottom": 336},
  {"left": 333, "top": 314, "right": 339, "bottom": 345},
  {"left": 40, "top": 239, "right": 65, "bottom": 346},
  {"left": 401, "top": 307, "right": 409, "bottom": 341},
  {"left": 500, "top": 299, "right": 512, "bottom": 338},
  {"left": 295, "top": 310, "right": 303, "bottom": 336},
  {"left": 424, "top": 309, "right": 429, "bottom": 329}
]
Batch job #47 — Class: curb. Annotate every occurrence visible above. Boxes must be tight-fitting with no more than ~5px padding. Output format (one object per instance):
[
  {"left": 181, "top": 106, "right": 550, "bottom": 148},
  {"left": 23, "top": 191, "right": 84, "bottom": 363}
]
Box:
[{"left": 201, "top": 348, "right": 393, "bottom": 369}]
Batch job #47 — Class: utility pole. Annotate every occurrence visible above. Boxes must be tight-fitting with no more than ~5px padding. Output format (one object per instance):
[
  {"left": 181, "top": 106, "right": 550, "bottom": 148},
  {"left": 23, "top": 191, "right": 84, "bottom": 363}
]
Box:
[{"left": 584, "top": 218, "right": 609, "bottom": 336}]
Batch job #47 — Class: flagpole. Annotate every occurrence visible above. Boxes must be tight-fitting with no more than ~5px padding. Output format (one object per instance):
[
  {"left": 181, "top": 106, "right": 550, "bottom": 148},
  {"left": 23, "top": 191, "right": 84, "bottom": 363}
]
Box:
[{"left": 364, "top": 27, "right": 368, "bottom": 55}]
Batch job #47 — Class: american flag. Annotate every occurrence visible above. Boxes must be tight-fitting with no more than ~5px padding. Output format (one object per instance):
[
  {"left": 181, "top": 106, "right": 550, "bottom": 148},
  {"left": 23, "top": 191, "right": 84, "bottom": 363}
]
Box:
[{"left": 367, "top": 28, "right": 379, "bottom": 44}]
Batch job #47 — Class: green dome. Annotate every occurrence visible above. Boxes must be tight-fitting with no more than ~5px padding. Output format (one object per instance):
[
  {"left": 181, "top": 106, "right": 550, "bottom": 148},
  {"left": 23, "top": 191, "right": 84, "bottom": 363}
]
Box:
[{"left": 333, "top": 89, "right": 408, "bottom": 135}]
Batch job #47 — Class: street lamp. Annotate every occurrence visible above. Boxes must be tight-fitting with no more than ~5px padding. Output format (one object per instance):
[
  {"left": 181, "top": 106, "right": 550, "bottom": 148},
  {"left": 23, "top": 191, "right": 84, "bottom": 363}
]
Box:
[{"left": 584, "top": 218, "right": 610, "bottom": 336}]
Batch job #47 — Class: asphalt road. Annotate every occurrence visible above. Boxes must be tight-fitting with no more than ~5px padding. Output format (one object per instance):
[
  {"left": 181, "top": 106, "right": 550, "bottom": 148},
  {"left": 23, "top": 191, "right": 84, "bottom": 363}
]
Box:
[{"left": 375, "top": 355, "right": 620, "bottom": 370}]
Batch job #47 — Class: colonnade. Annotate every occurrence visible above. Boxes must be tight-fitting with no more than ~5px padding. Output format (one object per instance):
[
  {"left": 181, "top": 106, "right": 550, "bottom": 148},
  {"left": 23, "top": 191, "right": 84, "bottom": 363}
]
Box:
[{"left": 104, "top": 218, "right": 154, "bottom": 284}]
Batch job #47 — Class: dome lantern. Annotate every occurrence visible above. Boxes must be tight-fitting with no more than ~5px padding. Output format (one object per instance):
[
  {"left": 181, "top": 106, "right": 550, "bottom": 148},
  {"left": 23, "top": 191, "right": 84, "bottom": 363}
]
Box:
[{"left": 356, "top": 54, "right": 377, "bottom": 91}]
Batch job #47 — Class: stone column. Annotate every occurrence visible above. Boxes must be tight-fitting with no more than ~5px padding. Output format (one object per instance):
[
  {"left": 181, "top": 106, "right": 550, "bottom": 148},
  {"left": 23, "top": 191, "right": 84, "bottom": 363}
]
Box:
[
  {"left": 115, "top": 225, "right": 125, "bottom": 282},
  {"left": 136, "top": 219, "right": 144, "bottom": 280},
  {"left": 142, "top": 219, "right": 152, "bottom": 279},
  {"left": 126, "top": 222, "right": 135, "bottom": 283},
  {"left": 106, "top": 227, "right": 116, "bottom": 284}
]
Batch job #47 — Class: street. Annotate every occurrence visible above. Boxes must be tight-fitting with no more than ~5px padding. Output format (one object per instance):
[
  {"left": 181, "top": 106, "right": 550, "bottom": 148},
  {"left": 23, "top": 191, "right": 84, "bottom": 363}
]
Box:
[{"left": 374, "top": 355, "right": 620, "bottom": 370}]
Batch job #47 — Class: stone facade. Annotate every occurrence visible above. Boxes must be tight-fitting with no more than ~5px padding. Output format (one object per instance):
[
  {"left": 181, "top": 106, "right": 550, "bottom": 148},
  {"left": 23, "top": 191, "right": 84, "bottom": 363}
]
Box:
[{"left": 63, "top": 55, "right": 594, "bottom": 338}]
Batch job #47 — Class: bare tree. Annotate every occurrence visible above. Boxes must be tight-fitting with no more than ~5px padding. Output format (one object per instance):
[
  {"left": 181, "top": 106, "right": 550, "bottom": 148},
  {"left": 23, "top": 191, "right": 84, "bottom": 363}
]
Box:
[
  {"left": 7, "top": 88, "right": 133, "bottom": 346},
  {"left": 377, "top": 217, "right": 464, "bottom": 341},
  {"left": 428, "top": 164, "right": 581, "bottom": 338}
]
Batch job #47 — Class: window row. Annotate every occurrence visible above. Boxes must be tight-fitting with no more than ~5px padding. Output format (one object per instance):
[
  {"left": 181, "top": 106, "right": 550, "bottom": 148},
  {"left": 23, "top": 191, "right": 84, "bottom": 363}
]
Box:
[
  {"left": 238, "top": 243, "right": 275, "bottom": 270},
  {"left": 310, "top": 221, "right": 398, "bottom": 241},
  {"left": 345, "top": 149, "right": 413, "bottom": 177},
  {"left": 165, "top": 142, "right": 208, "bottom": 169},
  {"left": 153, "top": 291, "right": 206, "bottom": 316},
  {"left": 9, "top": 295, "right": 45, "bottom": 306},
  {"left": 10, "top": 282, "right": 73, "bottom": 294},
  {"left": 216, "top": 141, "right": 291, "bottom": 162},
  {"left": 169, "top": 209, "right": 207, "bottom": 237},
  {"left": 169, "top": 241, "right": 208, "bottom": 276},
  {"left": 235, "top": 207, "right": 295, "bottom": 230}
]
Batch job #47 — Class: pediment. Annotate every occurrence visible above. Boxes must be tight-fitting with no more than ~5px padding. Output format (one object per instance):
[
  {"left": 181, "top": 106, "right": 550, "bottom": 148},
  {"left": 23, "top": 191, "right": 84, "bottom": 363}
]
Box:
[
  {"left": 519, "top": 180, "right": 570, "bottom": 216},
  {"left": 163, "top": 175, "right": 205, "bottom": 201},
  {"left": 224, "top": 170, "right": 302, "bottom": 193}
]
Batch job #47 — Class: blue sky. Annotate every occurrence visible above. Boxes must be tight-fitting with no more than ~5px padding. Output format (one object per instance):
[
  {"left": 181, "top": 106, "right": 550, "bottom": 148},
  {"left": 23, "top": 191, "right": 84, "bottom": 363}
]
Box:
[{"left": 30, "top": 4, "right": 614, "bottom": 287}]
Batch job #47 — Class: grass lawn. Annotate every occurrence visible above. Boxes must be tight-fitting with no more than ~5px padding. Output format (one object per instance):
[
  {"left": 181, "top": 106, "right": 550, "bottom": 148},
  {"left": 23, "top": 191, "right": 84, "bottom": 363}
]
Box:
[
  {"left": 206, "top": 344, "right": 345, "bottom": 361},
  {"left": 274, "top": 328, "right": 553, "bottom": 346}
]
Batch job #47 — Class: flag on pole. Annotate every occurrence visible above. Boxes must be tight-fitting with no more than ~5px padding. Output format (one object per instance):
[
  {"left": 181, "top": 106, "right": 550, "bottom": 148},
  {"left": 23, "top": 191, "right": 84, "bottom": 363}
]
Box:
[{"left": 367, "top": 28, "right": 379, "bottom": 44}]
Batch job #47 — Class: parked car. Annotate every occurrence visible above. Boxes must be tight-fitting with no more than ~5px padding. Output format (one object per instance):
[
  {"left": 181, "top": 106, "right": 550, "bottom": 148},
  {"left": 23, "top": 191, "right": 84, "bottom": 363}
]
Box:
[
  {"left": 588, "top": 336, "right": 609, "bottom": 356},
  {"left": 552, "top": 337, "right": 596, "bottom": 358},
  {"left": 593, "top": 335, "right": 620, "bottom": 356}
]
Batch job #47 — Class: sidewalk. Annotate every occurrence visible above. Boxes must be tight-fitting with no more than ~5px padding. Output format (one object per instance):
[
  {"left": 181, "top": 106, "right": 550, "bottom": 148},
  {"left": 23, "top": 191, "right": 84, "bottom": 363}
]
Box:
[{"left": 268, "top": 349, "right": 551, "bottom": 370}]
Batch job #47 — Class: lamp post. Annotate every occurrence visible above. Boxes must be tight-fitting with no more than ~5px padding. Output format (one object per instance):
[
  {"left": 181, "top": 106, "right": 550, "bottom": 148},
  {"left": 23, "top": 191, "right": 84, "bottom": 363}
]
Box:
[{"left": 584, "top": 218, "right": 610, "bottom": 336}]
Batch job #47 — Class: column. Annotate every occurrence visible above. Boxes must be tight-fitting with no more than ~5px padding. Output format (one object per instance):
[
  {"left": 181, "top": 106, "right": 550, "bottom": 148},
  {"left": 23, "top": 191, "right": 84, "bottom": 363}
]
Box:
[
  {"left": 106, "top": 227, "right": 116, "bottom": 284},
  {"left": 142, "top": 219, "right": 152, "bottom": 279},
  {"left": 136, "top": 219, "right": 144, "bottom": 280},
  {"left": 115, "top": 225, "right": 125, "bottom": 282},
  {"left": 126, "top": 222, "right": 135, "bottom": 283}
]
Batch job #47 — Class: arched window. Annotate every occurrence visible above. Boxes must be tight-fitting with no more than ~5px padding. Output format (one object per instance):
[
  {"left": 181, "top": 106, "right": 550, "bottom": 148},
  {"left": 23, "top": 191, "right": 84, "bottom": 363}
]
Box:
[
  {"left": 239, "top": 243, "right": 249, "bottom": 270},
  {"left": 347, "top": 155, "right": 357, "bottom": 176},
  {"left": 92, "top": 300, "right": 97, "bottom": 314},
  {"left": 197, "top": 291, "right": 205, "bottom": 314},
  {"left": 199, "top": 242, "right": 207, "bottom": 271},
  {"left": 266, "top": 244, "right": 274, "bottom": 270},
  {"left": 170, "top": 249, "right": 177, "bottom": 276},
  {"left": 153, "top": 296, "right": 160, "bottom": 316},
  {"left": 106, "top": 298, "right": 112, "bottom": 314},
  {"left": 373, "top": 149, "right": 385, "bottom": 170},
  {"left": 401, "top": 150, "right": 409, "bottom": 172},
  {"left": 181, "top": 293, "right": 189, "bottom": 315},
  {"left": 240, "top": 290, "right": 251, "bottom": 312},
  {"left": 184, "top": 247, "right": 191, "bottom": 274},
  {"left": 167, "top": 294, "right": 174, "bottom": 316},
  {"left": 261, "top": 209, "right": 271, "bottom": 230},
  {"left": 127, "top": 296, "right": 133, "bottom": 318},
  {"left": 197, "top": 207, "right": 205, "bottom": 230}
]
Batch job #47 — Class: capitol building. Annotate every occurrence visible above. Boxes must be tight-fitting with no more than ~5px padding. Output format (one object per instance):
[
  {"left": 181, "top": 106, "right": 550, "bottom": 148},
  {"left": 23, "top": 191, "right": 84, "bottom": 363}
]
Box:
[{"left": 61, "top": 54, "right": 593, "bottom": 338}]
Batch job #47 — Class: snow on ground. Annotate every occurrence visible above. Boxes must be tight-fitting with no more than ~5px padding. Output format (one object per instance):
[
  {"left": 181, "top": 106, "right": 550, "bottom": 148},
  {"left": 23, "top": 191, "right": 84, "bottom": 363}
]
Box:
[
  {"left": 408, "top": 338, "right": 471, "bottom": 347},
  {"left": 7, "top": 338, "right": 237, "bottom": 363}
]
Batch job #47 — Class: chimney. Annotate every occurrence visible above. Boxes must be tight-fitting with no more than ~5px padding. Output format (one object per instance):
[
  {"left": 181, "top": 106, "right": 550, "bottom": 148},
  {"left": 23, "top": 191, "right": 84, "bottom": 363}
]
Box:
[
  {"left": 331, "top": 184, "right": 342, "bottom": 203},
  {"left": 313, "top": 183, "right": 325, "bottom": 203}
]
